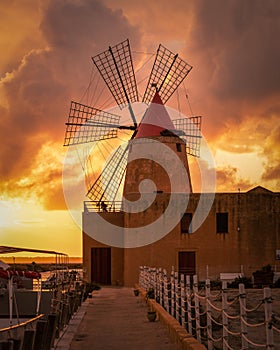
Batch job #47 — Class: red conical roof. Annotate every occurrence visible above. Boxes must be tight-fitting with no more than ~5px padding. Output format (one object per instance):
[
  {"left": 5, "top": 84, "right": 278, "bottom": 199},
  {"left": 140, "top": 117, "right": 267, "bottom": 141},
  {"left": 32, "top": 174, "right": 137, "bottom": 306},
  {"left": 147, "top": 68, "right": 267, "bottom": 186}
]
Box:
[{"left": 135, "top": 92, "right": 175, "bottom": 138}]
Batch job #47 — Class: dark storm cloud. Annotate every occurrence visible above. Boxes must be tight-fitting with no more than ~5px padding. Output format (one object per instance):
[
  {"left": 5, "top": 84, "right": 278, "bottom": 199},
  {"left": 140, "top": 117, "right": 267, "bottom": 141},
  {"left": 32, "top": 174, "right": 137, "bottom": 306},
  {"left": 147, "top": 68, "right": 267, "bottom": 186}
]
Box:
[
  {"left": 1, "top": 0, "right": 279, "bottom": 203},
  {"left": 190, "top": 0, "right": 280, "bottom": 101},
  {"left": 0, "top": 0, "right": 141, "bottom": 207},
  {"left": 40, "top": 0, "right": 139, "bottom": 53}
]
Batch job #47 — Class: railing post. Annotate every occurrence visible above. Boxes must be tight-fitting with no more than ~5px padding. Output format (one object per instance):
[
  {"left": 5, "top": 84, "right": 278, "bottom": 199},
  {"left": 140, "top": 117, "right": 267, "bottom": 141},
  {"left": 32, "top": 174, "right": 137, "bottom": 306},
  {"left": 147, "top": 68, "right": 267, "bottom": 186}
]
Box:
[
  {"left": 264, "top": 287, "right": 274, "bottom": 350},
  {"left": 206, "top": 278, "right": 213, "bottom": 350},
  {"left": 222, "top": 281, "right": 228, "bottom": 350},
  {"left": 167, "top": 275, "right": 172, "bottom": 315},
  {"left": 181, "top": 274, "right": 186, "bottom": 328},
  {"left": 193, "top": 275, "right": 201, "bottom": 342},
  {"left": 10, "top": 339, "right": 21, "bottom": 350},
  {"left": 186, "top": 275, "right": 193, "bottom": 335},
  {"left": 171, "top": 268, "right": 175, "bottom": 318},
  {"left": 22, "top": 329, "right": 35, "bottom": 350},
  {"left": 142, "top": 266, "right": 145, "bottom": 289},
  {"left": 155, "top": 268, "right": 160, "bottom": 302},
  {"left": 160, "top": 268, "right": 164, "bottom": 307},
  {"left": 239, "top": 283, "right": 248, "bottom": 349},
  {"left": 150, "top": 267, "right": 154, "bottom": 290},
  {"left": 139, "top": 266, "right": 143, "bottom": 287},
  {"left": 178, "top": 272, "right": 182, "bottom": 324},
  {"left": 44, "top": 314, "right": 58, "bottom": 350},
  {"left": 151, "top": 266, "right": 153, "bottom": 290},
  {"left": 36, "top": 278, "right": 42, "bottom": 315},
  {"left": 175, "top": 271, "right": 180, "bottom": 322},
  {"left": 146, "top": 266, "right": 149, "bottom": 290},
  {"left": 153, "top": 267, "right": 157, "bottom": 291},
  {"left": 0, "top": 341, "right": 13, "bottom": 350},
  {"left": 163, "top": 269, "right": 168, "bottom": 312},
  {"left": 146, "top": 266, "right": 150, "bottom": 290},
  {"left": 144, "top": 266, "right": 148, "bottom": 290},
  {"left": 8, "top": 277, "right": 13, "bottom": 327},
  {"left": 33, "top": 319, "right": 47, "bottom": 350}
]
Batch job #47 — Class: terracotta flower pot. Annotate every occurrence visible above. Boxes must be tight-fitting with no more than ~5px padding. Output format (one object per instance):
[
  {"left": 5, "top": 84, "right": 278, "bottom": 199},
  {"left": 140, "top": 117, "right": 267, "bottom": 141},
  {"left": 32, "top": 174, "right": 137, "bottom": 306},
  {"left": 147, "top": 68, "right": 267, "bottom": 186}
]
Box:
[{"left": 147, "top": 311, "right": 156, "bottom": 322}]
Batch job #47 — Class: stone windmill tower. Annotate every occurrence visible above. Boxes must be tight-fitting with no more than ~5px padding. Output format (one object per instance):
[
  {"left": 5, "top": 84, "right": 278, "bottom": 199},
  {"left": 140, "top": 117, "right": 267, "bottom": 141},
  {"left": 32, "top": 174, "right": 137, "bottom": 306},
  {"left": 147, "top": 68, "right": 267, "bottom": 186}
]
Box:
[{"left": 63, "top": 40, "right": 202, "bottom": 285}]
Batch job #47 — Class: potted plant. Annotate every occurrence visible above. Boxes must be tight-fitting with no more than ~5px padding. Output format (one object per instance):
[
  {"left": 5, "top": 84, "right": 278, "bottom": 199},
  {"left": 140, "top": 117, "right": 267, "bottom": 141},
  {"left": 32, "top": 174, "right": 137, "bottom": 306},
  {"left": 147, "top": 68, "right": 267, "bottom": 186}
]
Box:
[
  {"left": 253, "top": 265, "right": 274, "bottom": 287},
  {"left": 145, "top": 288, "right": 155, "bottom": 302},
  {"left": 147, "top": 310, "right": 157, "bottom": 322}
]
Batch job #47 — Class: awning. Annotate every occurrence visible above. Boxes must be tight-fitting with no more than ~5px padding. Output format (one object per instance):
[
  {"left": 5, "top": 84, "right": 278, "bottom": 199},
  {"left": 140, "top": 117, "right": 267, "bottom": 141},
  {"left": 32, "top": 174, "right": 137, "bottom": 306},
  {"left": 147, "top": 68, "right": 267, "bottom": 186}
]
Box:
[{"left": 0, "top": 245, "right": 68, "bottom": 257}]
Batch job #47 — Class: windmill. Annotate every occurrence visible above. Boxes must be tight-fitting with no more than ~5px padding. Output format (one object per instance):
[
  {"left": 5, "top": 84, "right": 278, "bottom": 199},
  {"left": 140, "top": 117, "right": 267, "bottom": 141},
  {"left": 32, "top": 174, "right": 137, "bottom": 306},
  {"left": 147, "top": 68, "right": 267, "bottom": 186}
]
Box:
[{"left": 63, "top": 39, "right": 201, "bottom": 210}]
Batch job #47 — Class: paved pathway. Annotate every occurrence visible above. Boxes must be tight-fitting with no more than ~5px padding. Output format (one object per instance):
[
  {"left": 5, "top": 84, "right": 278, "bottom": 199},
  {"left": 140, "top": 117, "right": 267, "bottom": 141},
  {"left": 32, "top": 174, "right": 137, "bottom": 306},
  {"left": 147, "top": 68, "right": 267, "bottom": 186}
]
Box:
[{"left": 66, "top": 287, "right": 177, "bottom": 350}]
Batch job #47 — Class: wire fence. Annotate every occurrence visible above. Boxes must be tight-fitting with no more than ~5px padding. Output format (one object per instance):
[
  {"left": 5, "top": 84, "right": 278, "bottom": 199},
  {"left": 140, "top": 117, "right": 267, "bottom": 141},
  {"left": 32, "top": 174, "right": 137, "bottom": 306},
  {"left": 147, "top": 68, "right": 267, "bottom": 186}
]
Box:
[{"left": 139, "top": 266, "right": 280, "bottom": 350}]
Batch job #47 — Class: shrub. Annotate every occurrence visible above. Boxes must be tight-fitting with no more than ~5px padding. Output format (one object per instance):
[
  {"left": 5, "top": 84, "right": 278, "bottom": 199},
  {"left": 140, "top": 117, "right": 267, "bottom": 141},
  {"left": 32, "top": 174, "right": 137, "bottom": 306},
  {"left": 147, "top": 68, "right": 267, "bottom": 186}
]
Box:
[
  {"left": 228, "top": 277, "right": 252, "bottom": 289},
  {"left": 274, "top": 278, "right": 280, "bottom": 288}
]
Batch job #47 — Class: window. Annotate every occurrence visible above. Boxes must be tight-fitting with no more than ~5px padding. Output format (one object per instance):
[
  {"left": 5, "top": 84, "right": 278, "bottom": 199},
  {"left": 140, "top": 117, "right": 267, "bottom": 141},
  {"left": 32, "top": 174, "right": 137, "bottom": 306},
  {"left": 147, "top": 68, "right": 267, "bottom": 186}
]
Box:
[
  {"left": 216, "top": 212, "right": 228, "bottom": 233},
  {"left": 181, "top": 213, "right": 192, "bottom": 233},
  {"left": 176, "top": 143, "right": 182, "bottom": 152}
]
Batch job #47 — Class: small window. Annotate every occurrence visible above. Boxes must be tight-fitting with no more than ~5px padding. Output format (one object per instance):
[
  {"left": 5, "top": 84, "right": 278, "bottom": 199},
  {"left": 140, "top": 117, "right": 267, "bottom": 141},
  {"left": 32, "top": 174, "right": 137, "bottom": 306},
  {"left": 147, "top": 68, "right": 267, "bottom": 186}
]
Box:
[
  {"left": 181, "top": 213, "right": 192, "bottom": 233},
  {"left": 176, "top": 143, "right": 182, "bottom": 152},
  {"left": 216, "top": 213, "right": 228, "bottom": 233}
]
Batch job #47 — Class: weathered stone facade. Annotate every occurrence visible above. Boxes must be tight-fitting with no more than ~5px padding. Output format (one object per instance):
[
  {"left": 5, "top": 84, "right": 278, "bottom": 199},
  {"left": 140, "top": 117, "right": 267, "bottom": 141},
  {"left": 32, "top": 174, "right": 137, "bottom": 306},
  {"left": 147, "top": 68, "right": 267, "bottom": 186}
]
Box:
[
  {"left": 82, "top": 186, "right": 280, "bottom": 286},
  {"left": 82, "top": 91, "right": 279, "bottom": 286}
]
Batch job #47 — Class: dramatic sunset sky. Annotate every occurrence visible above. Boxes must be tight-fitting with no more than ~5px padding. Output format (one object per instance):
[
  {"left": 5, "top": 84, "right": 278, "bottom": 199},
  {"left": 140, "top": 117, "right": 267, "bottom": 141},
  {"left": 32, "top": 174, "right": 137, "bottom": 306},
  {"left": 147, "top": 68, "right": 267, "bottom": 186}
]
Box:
[{"left": 0, "top": 0, "right": 279, "bottom": 257}]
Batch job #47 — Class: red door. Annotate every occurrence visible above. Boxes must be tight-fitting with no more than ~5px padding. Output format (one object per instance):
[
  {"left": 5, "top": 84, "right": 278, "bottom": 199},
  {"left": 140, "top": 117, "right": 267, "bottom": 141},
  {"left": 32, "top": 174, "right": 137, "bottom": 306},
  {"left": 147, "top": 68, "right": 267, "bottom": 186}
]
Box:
[
  {"left": 91, "top": 248, "right": 111, "bottom": 285},
  {"left": 178, "top": 251, "right": 196, "bottom": 276}
]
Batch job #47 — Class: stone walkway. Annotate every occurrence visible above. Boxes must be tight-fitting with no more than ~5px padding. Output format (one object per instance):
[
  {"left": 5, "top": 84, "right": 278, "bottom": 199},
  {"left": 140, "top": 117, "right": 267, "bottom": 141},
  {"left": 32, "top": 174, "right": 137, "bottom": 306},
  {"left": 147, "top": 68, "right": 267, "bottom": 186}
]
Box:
[{"left": 59, "top": 287, "right": 177, "bottom": 350}]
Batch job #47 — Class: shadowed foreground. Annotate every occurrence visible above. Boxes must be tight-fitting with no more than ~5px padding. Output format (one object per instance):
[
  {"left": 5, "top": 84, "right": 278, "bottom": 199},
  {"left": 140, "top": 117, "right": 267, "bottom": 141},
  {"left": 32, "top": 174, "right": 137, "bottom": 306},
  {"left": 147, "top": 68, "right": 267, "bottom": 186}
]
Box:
[{"left": 68, "top": 287, "right": 177, "bottom": 350}]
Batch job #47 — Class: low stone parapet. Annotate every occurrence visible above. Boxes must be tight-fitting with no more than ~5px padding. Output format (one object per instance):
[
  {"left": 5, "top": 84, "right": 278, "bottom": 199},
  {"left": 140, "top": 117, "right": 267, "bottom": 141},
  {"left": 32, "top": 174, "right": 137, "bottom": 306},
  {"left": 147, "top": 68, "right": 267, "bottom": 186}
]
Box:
[{"left": 137, "top": 286, "right": 206, "bottom": 350}]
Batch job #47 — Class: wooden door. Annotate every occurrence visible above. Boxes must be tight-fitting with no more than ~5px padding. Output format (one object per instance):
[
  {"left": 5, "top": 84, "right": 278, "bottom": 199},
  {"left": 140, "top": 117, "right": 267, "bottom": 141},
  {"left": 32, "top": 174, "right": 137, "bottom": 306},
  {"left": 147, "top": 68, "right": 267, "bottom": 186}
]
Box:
[
  {"left": 91, "top": 248, "right": 111, "bottom": 285},
  {"left": 178, "top": 251, "right": 196, "bottom": 276}
]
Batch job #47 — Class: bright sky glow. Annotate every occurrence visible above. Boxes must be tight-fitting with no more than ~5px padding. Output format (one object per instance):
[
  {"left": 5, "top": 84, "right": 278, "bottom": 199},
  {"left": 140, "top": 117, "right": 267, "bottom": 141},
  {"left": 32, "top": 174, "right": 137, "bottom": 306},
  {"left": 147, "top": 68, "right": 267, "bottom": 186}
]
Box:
[{"left": 0, "top": 0, "right": 279, "bottom": 257}]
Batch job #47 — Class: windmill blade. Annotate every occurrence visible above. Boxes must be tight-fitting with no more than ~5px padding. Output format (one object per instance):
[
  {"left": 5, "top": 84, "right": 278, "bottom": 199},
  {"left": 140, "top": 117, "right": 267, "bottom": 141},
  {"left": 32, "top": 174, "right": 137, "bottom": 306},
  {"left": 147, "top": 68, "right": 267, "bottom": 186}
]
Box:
[
  {"left": 92, "top": 39, "right": 138, "bottom": 125},
  {"left": 173, "top": 116, "right": 202, "bottom": 157},
  {"left": 142, "top": 44, "right": 192, "bottom": 105},
  {"left": 87, "top": 143, "right": 129, "bottom": 203},
  {"left": 64, "top": 101, "right": 121, "bottom": 146}
]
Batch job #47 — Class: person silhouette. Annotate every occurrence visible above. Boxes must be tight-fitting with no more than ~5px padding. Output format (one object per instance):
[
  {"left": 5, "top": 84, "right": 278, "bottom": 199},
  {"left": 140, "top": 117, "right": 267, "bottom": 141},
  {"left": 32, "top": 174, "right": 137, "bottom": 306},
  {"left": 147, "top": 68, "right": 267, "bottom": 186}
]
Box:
[{"left": 101, "top": 201, "right": 108, "bottom": 212}]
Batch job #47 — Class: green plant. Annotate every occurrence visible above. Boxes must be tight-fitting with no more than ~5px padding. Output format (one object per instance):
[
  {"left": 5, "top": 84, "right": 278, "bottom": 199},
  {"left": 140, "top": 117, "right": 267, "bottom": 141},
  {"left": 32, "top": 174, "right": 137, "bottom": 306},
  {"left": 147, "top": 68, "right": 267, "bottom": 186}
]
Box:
[
  {"left": 83, "top": 281, "right": 101, "bottom": 301},
  {"left": 274, "top": 278, "right": 280, "bottom": 288},
  {"left": 228, "top": 277, "right": 252, "bottom": 289},
  {"left": 210, "top": 280, "right": 222, "bottom": 290},
  {"left": 145, "top": 288, "right": 155, "bottom": 302},
  {"left": 261, "top": 264, "right": 272, "bottom": 272},
  {"left": 147, "top": 310, "right": 157, "bottom": 322},
  {"left": 90, "top": 281, "right": 101, "bottom": 291}
]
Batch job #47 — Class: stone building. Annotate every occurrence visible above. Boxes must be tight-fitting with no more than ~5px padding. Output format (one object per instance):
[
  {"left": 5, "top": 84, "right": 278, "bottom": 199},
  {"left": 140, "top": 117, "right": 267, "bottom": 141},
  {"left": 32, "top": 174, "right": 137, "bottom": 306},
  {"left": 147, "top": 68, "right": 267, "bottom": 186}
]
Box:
[
  {"left": 82, "top": 93, "right": 280, "bottom": 286},
  {"left": 83, "top": 186, "right": 280, "bottom": 286}
]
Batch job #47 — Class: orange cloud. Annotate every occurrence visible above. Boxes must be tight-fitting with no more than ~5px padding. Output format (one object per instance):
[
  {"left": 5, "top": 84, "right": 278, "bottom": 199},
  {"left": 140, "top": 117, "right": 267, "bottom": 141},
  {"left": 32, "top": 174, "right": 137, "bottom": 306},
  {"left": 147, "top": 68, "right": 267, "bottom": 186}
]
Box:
[
  {"left": 0, "top": 2, "right": 44, "bottom": 77},
  {"left": 215, "top": 166, "right": 254, "bottom": 192},
  {"left": 261, "top": 124, "right": 280, "bottom": 188},
  {"left": 0, "top": 0, "right": 279, "bottom": 217},
  {"left": 0, "top": 0, "right": 142, "bottom": 211}
]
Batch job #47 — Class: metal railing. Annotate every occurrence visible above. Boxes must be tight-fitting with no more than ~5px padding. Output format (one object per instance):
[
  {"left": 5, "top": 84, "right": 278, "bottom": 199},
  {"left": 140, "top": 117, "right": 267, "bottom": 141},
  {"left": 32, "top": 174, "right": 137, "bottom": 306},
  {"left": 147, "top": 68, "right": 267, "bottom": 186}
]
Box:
[
  {"left": 0, "top": 282, "right": 85, "bottom": 349},
  {"left": 84, "top": 200, "right": 123, "bottom": 213},
  {"left": 139, "top": 266, "right": 280, "bottom": 349}
]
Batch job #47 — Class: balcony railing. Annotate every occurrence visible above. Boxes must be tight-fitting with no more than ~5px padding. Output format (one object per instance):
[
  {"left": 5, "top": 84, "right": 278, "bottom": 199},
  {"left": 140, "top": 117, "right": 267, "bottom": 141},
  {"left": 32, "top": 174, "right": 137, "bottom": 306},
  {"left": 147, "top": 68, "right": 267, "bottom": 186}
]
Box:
[{"left": 84, "top": 201, "right": 123, "bottom": 213}]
